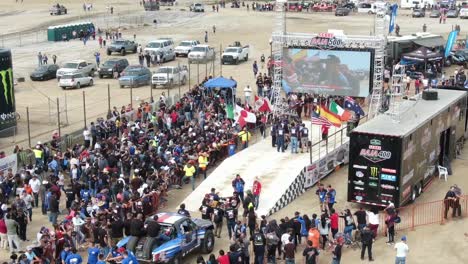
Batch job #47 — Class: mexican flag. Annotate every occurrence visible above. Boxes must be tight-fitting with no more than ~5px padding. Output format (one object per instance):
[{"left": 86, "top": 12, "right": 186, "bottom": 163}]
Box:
[
  {"left": 330, "top": 101, "right": 351, "bottom": 122},
  {"left": 226, "top": 104, "right": 235, "bottom": 119}
]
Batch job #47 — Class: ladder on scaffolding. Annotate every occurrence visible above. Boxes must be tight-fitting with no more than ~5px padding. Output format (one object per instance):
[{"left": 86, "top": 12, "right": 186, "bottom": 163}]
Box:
[
  {"left": 367, "top": 12, "right": 388, "bottom": 120},
  {"left": 271, "top": 1, "right": 291, "bottom": 119},
  {"left": 387, "top": 64, "right": 406, "bottom": 122}
]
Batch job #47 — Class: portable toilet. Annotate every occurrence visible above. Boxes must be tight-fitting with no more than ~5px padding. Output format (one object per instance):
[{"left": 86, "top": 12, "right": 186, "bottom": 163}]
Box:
[{"left": 47, "top": 26, "right": 56, "bottom": 41}]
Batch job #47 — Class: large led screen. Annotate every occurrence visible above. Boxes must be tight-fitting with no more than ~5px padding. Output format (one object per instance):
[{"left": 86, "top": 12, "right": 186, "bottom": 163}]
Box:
[{"left": 282, "top": 48, "right": 374, "bottom": 97}]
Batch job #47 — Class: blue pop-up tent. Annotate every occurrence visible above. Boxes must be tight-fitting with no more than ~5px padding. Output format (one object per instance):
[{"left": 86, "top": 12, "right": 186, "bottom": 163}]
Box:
[{"left": 203, "top": 76, "right": 237, "bottom": 89}]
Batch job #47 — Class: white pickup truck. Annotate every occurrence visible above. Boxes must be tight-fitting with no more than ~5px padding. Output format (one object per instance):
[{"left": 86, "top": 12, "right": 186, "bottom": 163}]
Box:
[
  {"left": 221, "top": 45, "right": 249, "bottom": 65},
  {"left": 151, "top": 65, "right": 188, "bottom": 88},
  {"left": 188, "top": 45, "right": 215, "bottom": 64},
  {"left": 56, "top": 60, "right": 96, "bottom": 80}
]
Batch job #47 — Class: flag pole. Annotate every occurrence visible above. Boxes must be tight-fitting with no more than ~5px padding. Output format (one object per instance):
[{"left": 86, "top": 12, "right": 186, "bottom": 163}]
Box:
[{"left": 309, "top": 120, "right": 313, "bottom": 164}]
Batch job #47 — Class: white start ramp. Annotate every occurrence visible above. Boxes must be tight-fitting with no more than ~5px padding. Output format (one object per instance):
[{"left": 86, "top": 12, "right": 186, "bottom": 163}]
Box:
[{"left": 181, "top": 121, "right": 350, "bottom": 216}]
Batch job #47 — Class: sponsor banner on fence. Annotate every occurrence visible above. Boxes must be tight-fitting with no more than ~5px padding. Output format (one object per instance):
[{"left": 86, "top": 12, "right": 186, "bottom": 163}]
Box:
[
  {"left": 304, "top": 142, "right": 349, "bottom": 188},
  {"left": 0, "top": 154, "right": 18, "bottom": 175}
]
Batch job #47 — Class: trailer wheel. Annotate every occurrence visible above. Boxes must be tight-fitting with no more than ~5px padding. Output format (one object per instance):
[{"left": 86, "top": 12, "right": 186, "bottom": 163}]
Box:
[
  {"left": 411, "top": 187, "right": 417, "bottom": 202},
  {"left": 417, "top": 182, "right": 423, "bottom": 196}
]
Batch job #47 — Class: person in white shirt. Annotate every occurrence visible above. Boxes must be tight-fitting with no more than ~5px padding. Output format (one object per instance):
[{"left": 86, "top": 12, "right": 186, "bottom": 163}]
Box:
[
  {"left": 72, "top": 215, "right": 86, "bottom": 248},
  {"left": 244, "top": 85, "right": 252, "bottom": 104},
  {"left": 83, "top": 128, "right": 91, "bottom": 149},
  {"left": 281, "top": 229, "right": 292, "bottom": 253},
  {"left": 394, "top": 236, "right": 409, "bottom": 264},
  {"left": 21, "top": 191, "right": 34, "bottom": 222},
  {"left": 366, "top": 209, "right": 379, "bottom": 238},
  {"left": 29, "top": 175, "right": 41, "bottom": 208}
]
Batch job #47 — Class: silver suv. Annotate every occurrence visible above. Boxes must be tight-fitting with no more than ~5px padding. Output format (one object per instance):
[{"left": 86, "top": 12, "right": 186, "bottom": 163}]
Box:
[{"left": 107, "top": 39, "right": 138, "bottom": 56}]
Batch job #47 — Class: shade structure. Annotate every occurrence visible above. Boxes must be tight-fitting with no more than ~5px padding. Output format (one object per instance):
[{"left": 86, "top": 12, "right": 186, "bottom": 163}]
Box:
[
  {"left": 401, "top": 47, "right": 444, "bottom": 63},
  {"left": 203, "top": 76, "right": 237, "bottom": 89}
]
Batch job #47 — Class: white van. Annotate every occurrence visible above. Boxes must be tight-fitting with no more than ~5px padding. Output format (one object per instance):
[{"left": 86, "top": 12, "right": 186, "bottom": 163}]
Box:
[
  {"left": 460, "top": 8, "right": 468, "bottom": 19},
  {"left": 358, "top": 2, "right": 389, "bottom": 14},
  {"left": 144, "top": 39, "right": 174, "bottom": 55},
  {"left": 400, "top": 0, "right": 434, "bottom": 9}
]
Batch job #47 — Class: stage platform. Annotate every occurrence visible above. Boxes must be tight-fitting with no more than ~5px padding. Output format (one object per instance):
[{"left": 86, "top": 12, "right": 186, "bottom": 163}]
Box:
[{"left": 181, "top": 121, "right": 350, "bottom": 216}]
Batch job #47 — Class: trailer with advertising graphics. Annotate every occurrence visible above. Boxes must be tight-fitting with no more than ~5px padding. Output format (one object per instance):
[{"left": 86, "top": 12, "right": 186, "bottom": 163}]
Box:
[{"left": 347, "top": 89, "right": 467, "bottom": 207}]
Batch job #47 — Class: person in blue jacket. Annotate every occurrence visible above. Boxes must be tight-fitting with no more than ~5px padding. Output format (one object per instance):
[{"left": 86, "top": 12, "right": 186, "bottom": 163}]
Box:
[
  {"left": 315, "top": 184, "right": 327, "bottom": 212},
  {"left": 60, "top": 244, "right": 71, "bottom": 264},
  {"left": 87, "top": 243, "right": 100, "bottom": 264},
  {"left": 65, "top": 248, "right": 82, "bottom": 264}
]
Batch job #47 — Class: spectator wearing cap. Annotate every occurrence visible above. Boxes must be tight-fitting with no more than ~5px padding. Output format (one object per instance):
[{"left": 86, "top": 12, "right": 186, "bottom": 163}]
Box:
[
  {"left": 183, "top": 161, "right": 197, "bottom": 190},
  {"left": 29, "top": 175, "right": 41, "bottom": 208},
  {"left": 25, "top": 245, "right": 42, "bottom": 264},
  {"left": 394, "top": 236, "right": 409, "bottom": 264}
]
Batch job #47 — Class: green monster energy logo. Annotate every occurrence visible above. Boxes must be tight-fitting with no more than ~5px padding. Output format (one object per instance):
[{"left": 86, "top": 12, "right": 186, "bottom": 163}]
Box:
[{"left": 0, "top": 68, "right": 14, "bottom": 105}]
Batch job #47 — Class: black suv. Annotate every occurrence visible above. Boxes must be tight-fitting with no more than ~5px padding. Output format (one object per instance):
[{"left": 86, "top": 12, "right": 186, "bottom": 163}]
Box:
[{"left": 98, "top": 58, "right": 129, "bottom": 78}]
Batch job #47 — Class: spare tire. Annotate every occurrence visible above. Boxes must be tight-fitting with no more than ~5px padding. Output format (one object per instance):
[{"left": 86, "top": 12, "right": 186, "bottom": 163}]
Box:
[
  {"left": 142, "top": 237, "right": 159, "bottom": 261},
  {"left": 126, "top": 236, "right": 140, "bottom": 253}
]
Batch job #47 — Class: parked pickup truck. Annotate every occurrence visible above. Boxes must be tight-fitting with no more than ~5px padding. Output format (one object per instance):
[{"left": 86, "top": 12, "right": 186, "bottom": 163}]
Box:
[
  {"left": 221, "top": 44, "right": 249, "bottom": 65},
  {"left": 188, "top": 45, "right": 215, "bottom": 64},
  {"left": 107, "top": 39, "right": 138, "bottom": 56},
  {"left": 151, "top": 65, "right": 188, "bottom": 88},
  {"left": 174, "top": 40, "right": 200, "bottom": 57},
  {"left": 190, "top": 3, "right": 205, "bottom": 12},
  {"left": 56, "top": 60, "right": 96, "bottom": 80},
  {"left": 50, "top": 4, "right": 67, "bottom": 15}
]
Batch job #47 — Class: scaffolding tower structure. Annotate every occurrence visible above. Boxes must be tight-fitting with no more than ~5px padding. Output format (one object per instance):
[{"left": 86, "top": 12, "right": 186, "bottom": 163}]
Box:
[
  {"left": 387, "top": 64, "right": 406, "bottom": 122},
  {"left": 367, "top": 12, "right": 389, "bottom": 120},
  {"left": 271, "top": 1, "right": 287, "bottom": 119}
]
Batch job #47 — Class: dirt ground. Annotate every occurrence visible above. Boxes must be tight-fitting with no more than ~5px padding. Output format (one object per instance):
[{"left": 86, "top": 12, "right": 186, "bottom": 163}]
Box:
[{"left": 0, "top": 0, "right": 467, "bottom": 263}]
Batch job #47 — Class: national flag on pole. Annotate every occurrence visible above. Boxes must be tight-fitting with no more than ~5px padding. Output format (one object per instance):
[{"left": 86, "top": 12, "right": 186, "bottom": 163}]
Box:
[
  {"left": 329, "top": 101, "right": 351, "bottom": 121},
  {"left": 311, "top": 110, "right": 331, "bottom": 127},
  {"left": 226, "top": 104, "right": 235, "bottom": 119},
  {"left": 254, "top": 96, "right": 272, "bottom": 112},
  {"left": 317, "top": 105, "right": 341, "bottom": 127},
  {"left": 344, "top": 96, "right": 365, "bottom": 116},
  {"left": 235, "top": 105, "right": 256, "bottom": 128}
]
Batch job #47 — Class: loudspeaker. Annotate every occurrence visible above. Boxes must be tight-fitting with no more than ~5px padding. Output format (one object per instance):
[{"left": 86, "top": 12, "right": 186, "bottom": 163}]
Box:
[{"left": 422, "top": 90, "right": 438, "bottom": 100}]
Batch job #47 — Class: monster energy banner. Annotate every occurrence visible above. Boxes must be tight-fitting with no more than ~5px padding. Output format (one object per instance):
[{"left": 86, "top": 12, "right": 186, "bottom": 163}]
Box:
[{"left": 0, "top": 49, "right": 16, "bottom": 133}]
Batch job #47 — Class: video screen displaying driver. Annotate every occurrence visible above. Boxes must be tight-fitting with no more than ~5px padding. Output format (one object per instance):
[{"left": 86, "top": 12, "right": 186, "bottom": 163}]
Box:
[{"left": 282, "top": 48, "right": 373, "bottom": 97}]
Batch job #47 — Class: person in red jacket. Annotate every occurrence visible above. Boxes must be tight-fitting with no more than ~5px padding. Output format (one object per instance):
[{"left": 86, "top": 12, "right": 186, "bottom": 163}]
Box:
[
  {"left": 330, "top": 209, "right": 339, "bottom": 239},
  {"left": 252, "top": 177, "right": 262, "bottom": 210}
]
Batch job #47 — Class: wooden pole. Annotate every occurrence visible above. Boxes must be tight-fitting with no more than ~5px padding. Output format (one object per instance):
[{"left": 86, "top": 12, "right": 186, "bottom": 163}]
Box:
[
  {"left": 57, "top": 98, "right": 61, "bottom": 137},
  {"left": 83, "top": 91, "right": 87, "bottom": 129},
  {"left": 26, "top": 107, "right": 31, "bottom": 148}
]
